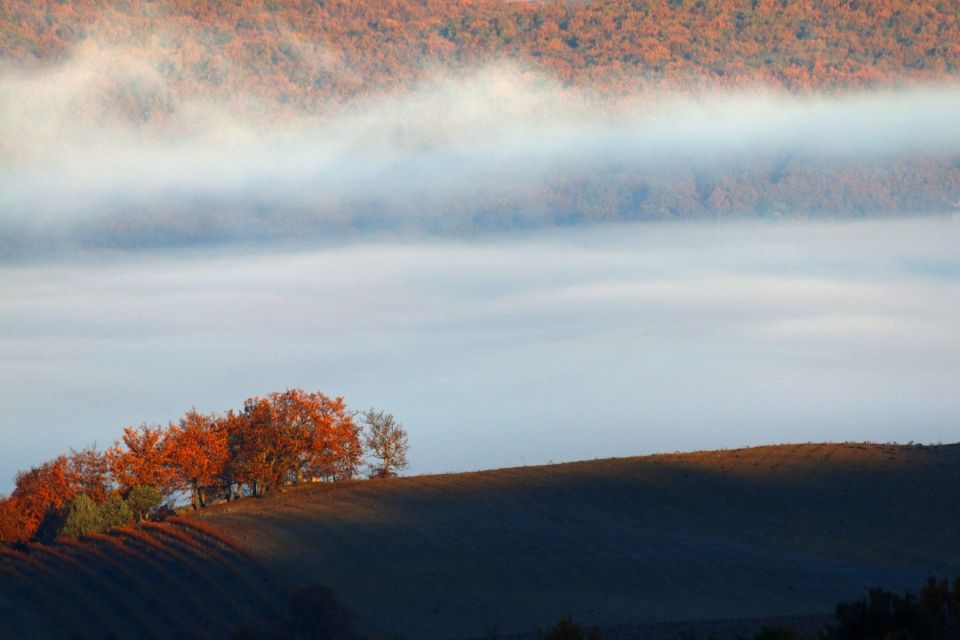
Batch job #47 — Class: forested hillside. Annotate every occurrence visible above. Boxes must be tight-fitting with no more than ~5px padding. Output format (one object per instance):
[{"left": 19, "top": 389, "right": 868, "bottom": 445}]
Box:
[{"left": 3, "top": 0, "right": 959, "bottom": 104}]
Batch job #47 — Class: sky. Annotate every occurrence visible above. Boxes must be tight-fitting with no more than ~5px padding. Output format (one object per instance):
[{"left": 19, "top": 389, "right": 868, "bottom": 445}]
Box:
[
  {"left": 2, "top": 45, "right": 960, "bottom": 493},
  {"left": 2, "top": 217, "right": 960, "bottom": 493}
]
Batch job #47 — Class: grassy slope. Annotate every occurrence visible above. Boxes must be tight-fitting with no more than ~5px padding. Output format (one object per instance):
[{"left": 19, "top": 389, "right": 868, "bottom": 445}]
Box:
[{"left": 196, "top": 442, "right": 960, "bottom": 639}]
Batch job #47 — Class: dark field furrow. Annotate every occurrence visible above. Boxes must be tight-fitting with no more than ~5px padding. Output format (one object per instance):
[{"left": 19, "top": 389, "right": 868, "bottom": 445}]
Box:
[
  {"left": 0, "top": 549, "right": 64, "bottom": 640},
  {"left": 146, "top": 521, "right": 285, "bottom": 622},
  {"left": 21, "top": 543, "right": 123, "bottom": 639},
  {"left": 59, "top": 535, "right": 185, "bottom": 640},
  {"left": 137, "top": 523, "right": 273, "bottom": 631},
  {"left": 112, "top": 527, "right": 249, "bottom": 638},
  {"left": 0, "top": 523, "right": 283, "bottom": 639},
  {"left": 30, "top": 542, "right": 156, "bottom": 638}
]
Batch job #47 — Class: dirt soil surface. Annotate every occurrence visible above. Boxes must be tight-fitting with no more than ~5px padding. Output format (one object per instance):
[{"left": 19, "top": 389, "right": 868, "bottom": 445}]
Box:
[{"left": 195, "top": 443, "right": 960, "bottom": 639}]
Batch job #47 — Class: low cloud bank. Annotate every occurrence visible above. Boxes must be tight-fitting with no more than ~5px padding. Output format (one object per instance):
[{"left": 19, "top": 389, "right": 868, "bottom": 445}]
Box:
[{"left": 2, "top": 47, "right": 960, "bottom": 255}]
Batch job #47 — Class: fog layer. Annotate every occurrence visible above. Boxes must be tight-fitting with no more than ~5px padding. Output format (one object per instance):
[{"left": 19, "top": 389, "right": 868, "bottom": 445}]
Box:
[
  {"left": 2, "top": 218, "right": 959, "bottom": 492},
  {"left": 2, "top": 48, "right": 960, "bottom": 252}
]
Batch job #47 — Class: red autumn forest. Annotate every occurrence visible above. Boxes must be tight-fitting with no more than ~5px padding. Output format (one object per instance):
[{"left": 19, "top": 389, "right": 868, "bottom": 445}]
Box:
[
  {"left": 3, "top": 0, "right": 959, "bottom": 106},
  {"left": 0, "top": 389, "right": 366, "bottom": 545}
]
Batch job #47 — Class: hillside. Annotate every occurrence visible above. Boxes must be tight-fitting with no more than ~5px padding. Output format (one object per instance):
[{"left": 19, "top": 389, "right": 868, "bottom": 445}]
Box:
[
  {"left": 4, "top": 442, "right": 954, "bottom": 639},
  {"left": 194, "top": 442, "right": 960, "bottom": 638},
  {"left": 4, "top": 0, "right": 959, "bottom": 102}
]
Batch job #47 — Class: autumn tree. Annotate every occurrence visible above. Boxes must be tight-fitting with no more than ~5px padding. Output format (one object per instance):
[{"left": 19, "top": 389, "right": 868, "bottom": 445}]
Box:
[
  {"left": 0, "top": 495, "right": 26, "bottom": 544},
  {"left": 228, "top": 396, "right": 281, "bottom": 496},
  {"left": 295, "top": 392, "right": 362, "bottom": 482},
  {"left": 67, "top": 446, "right": 111, "bottom": 505},
  {"left": 362, "top": 409, "right": 409, "bottom": 478},
  {"left": 9, "top": 455, "right": 75, "bottom": 542},
  {"left": 218, "top": 409, "right": 247, "bottom": 500},
  {"left": 167, "top": 408, "right": 228, "bottom": 510},
  {"left": 107, "top": 424, "right": 175, "bottom": 496},
  {"left": 0, "top": 451, "right": 109, "bottom": 543},
  {"left": 229, "top": 389, "right": 362, "bottom": 495}
]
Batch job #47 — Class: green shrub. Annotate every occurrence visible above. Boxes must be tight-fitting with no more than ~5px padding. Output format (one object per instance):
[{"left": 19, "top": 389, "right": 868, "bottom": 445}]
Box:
[
  {"left": 59, "top": 494, "right": 105, "bottom": 538},
  {"left": 125, "top": 485, "right": 163, "bottom": 523},
  {"left": 100, "top": 493, "right": 132, "bottom": 528}
]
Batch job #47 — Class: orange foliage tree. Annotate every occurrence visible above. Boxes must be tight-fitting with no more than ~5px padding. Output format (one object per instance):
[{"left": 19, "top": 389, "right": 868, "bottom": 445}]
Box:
[
  {"left": 107, "top": 424, "right": 176, "bottom": 496},
  {"left": 228, "top": 389, "right": 362, "bottom": 496},
  {"left": 67, "top": 446, "right": 111, "bottom": 505},
  {"left": 167, "top": 409, "right": 229, "bottom": 511},
  {"left": 4, "top": 456, "right": 75, "bottom": 542},
  {"left": 0, "top": 495, "right": 25, "bottom": 544}
]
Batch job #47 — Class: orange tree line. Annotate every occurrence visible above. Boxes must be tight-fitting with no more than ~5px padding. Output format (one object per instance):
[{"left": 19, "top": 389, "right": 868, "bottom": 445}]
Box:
[
  {"left": 2, "top": 0, "right": 958, "bottom": 112},
  {"left": 0, "top": 389, "right": 363, "bottom": 544}
]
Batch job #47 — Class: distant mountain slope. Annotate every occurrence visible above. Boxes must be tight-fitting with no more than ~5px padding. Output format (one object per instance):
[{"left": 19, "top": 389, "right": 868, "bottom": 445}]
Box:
[
  {"left": 194, "top": 442, "right": 960, "bottom": 639},
  {"left": 2, "top": 0, "right": 959, "bottom": 104}
]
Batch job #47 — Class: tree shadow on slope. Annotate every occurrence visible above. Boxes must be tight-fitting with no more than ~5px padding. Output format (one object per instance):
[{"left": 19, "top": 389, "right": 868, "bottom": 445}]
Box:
[{"left": 234, "top": 584, "right": 380, "bottom": 640}]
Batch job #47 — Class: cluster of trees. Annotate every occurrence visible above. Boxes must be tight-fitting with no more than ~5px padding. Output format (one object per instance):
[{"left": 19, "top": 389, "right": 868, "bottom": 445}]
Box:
[
  {"left": 715, "top": 577, "right": 960, "bottom": 640},
  {"left": 0, "top": 389, "right": 409, "bottom": 545},
  {"left": 529, "top": 576, "right": 960, "bottom": 640},
  {"left": 824, "top": 577, "right": 960, "bottom": 640}
]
